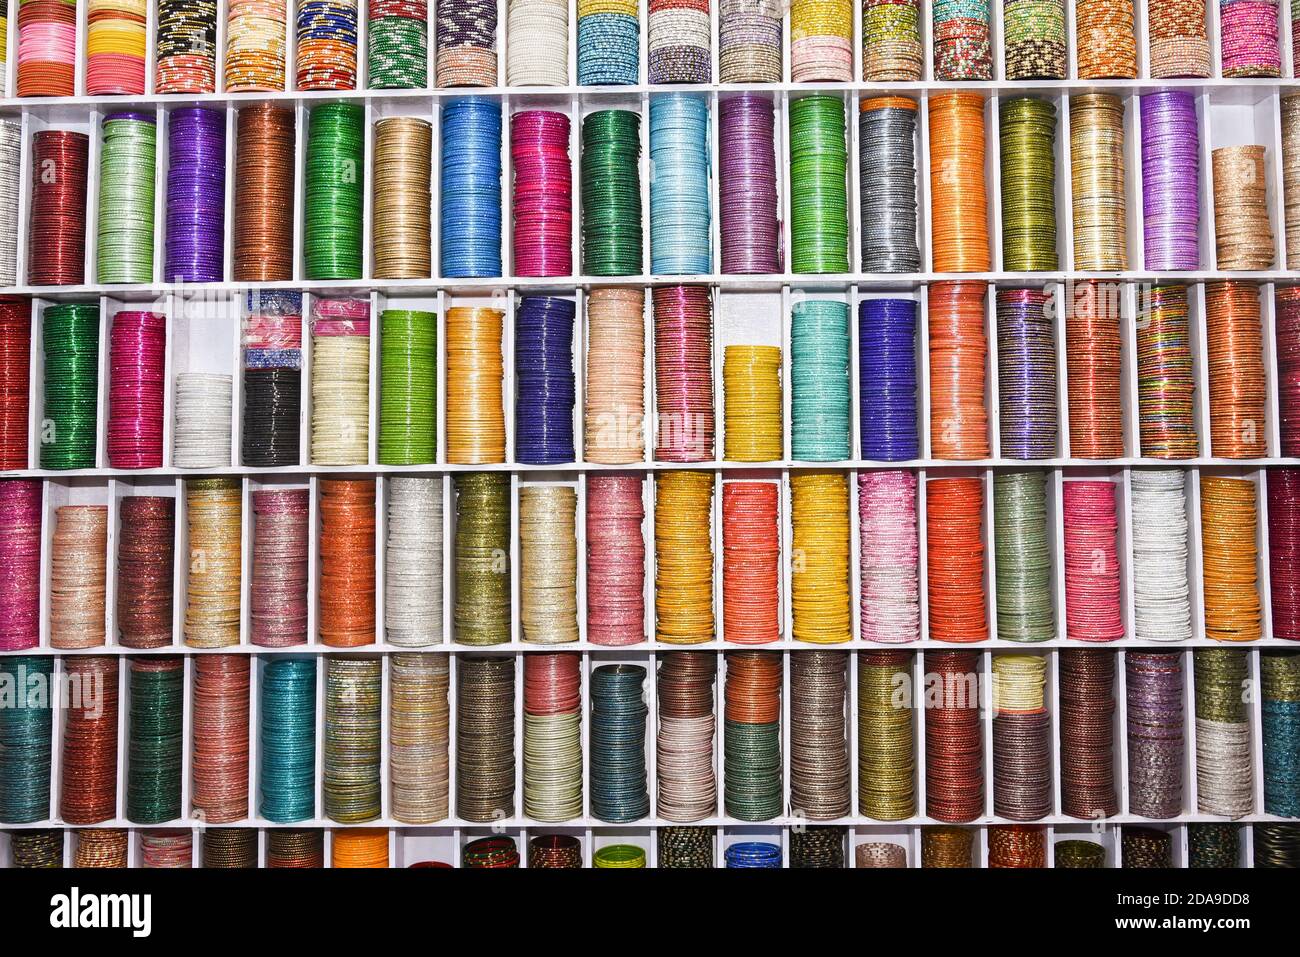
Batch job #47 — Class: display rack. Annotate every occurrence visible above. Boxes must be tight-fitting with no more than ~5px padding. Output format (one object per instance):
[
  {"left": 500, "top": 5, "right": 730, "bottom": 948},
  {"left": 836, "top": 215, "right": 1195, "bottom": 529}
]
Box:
[{"left": 0, "top": 0, "right": 1297, "bottom": 868}]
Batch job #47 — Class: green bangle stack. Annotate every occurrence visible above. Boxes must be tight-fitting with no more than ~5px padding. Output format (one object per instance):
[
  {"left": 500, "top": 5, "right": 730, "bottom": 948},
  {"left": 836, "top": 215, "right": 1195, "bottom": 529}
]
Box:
[{"left": 379, "top": 309, "right": 438, "bottom": 465}]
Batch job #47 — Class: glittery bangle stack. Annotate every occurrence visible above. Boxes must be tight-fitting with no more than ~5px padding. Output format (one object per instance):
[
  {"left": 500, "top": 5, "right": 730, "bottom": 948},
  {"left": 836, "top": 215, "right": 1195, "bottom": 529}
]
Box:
[
  {"left": 226, "top": 0, "right": 287, "bottom": 91},
  {"left": 523, "top": 652, "right": 583, "bottom": 820},
  {"left": 1130, "top": 469, "right": 1193, "bottom": 642},
  {"left": 1204, "top": 281, "right": 1267, "bottom": 458},
  {"left": 648, "top": 0, "right": 710, "bottom": 83},
  {"left": 789, "top": 650, "right": 851, "bottom": 819},
  {"left": 1268, "top": 468, "right": 1300, "bottom": 643},
  {"left": 862, "top": 0, "right": 922, "bottom": 79},
  {"left": 1141, "top": 90, "right": 1201, "bottom": 271},
  {"left": 507, "top": 0, "right": 568, "bottom": 85},
  {"left": 924, "top": 650, "right": 983, "bottom": 821},
  {"left": 993, "top": 470, "right": 1054, "bottom": 643},
  {"left": 1074, "top": 0, "right": 1137, "bottom": 77},
  {"left": 857, "top": 651, "right": 916, "bottom": 819},
  {"left": 578, "top": 0, "right": 640, "bottom": 85},
  {"left": 0, "top": 656, "right": 53, "bottom": 824},
  {"left": 0, "top": 480, "right": 42, "bottom": 652},
  {"left": 323, "top": 655, "right": 382, "bottom": 823},
  {"left": 720, "top": 93, "right": 780, "bottom": 275},
  {"left": 584, "top": 289, "right": 646, "bottom": 463},
  {"left": 385, "top": 477, "right": 443, "bottom": 647},
  {"left": 649, "top": 94, "right": 712, "bottom": 275},
  {"left": 996, "top": 288, "right": 1058, "bottom": 459},
  {"left": 156, "top": 0, "right": 217, "bottom": 93},
  {"left": 387, "top": 650, "right": 449, "bottom": 821},
  {"left": 1283, "top": 96, "right": 1300, "bottom": 269},
  {"left": 1199, "top": 475, "right": 1263, "bottom": 643},
  {"left": 453, "top": 472, "right": 512, "bottom": 646},
  {"left": 1063, "top": 480, "right": 1125, "bottom": 642},
  {"left": 250, "top": 488, "right": 309, "bottom": 647},
  {"left": 928, "top": 93, "right": 990, "bottom": 272},
  {"left": 436, "top": 0, "right": 496, "bottom": 86},
  {"left": 719, "top": 0, "right": 782, "bottom": 82},
  {"left": 1194, "top": 648, "right": 1254, "bottom": 818},
  {"left": 1220, "top": 0, "right": 1281, "bottom": 76},
  {"left": 932, "top": 0, "right": 992, "bottom": 80},
  {"left": 1148, "top": 0, "right": 1212, "bottom": 78},
  {"left": 858, "top": 471, "right": 920, "bottom": 643},
  {"left": 590, "top": 663, "right": 649, "bottom": 821},
  {"left": 1261, "top": 651, "right": 1300, "bottom": 818},
  {"left": 722, "top": 481, "right": 780, "bottom": 644},
  {"left": 1058, "top": 649, "right": 1118, "bottom": 819},
  {"left": 655, "top": 470, "right": 715, "bottom": 643},
  {"left": 791, "top": 0, "right": 853, "bottom": 81},
  {"left": 296, "top": 0, "right": 358, "bottom": 90},
  {"left": 656, "top": 652, "right": 717, "bottom": 820},
  {"left": 723, "top": 651, "right": 782, "bottom": 821},
  {"left": 183, "top": 478, "right": 242, "bottom": 649},
  {"left": 1278, "top": 286, "right": 1300, "bottom": 454},
  {"left": 1002, "top": 0, "right": 1066, "bottom": 79},
  {"left": 96, "top": 112, "right": 157, "bottom": 285},
  {"left": 373, "top": 116, "right": 433, "bottom": 279},
  {"left": 791, "top": 300, "right": 851, "bottom": 461},
  {"left": 1065, "top": 281, "right": 1125, "bottom": 457},
  {"left": 586, "top": 475, "right": 647, "bottom": 645},
  {"left": 519, "top": 485, "right": 580, "bottom": 643},
  {"left": 86, "top": 0, "right": 147, "bottom": 95},
  {"left": 1069, "top": 94, "right": 1128, "bottom": 271},
  {"left": 1212, "top": 145, "right": 1277, "bottom": 270},
  {"left": 858, "top": 97, "right": 921, "bottom": 273},
  {"left": 1126, "top": 652, "right": 1185, "bottom": 818},
  {"left": 309, "top": 298, "right": 371, "bottom": 464},
  {"left": 1136, "top": 284, "right": 1199, "bottom": 458},
  {"left": 789, "top": 95, "right": 849, "bottom": 274},
  {"left": 369, "top": 0, "right": 427, "bottom": 88},
  {"left": 992, "top": 653, "right": 1051, "bottom": 821},
  {"left": 999, "top": 97, "right": 1058, "bottom": 271}
]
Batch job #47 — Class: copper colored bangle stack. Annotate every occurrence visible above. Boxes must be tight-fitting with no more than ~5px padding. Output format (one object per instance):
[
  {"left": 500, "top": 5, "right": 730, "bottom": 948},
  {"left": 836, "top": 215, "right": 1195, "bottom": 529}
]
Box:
[
  {"left": 927, "top": 281, "right": 990, "bottom": 459},
  {"left": 1065, "top": 280, "right": 1125, "bottom": 458},
  {"left": 116, "top": 496, "right": 175, "bottom": 649},
  {"left": 60, "top": 656, "right": 121, "bottom": 825},
  {"left": 233, "top": 104, "right": 295, "bottom": 282},
  {"left": 1204, "top": 281, "right": 1268, "bottom": 458},
  {"left": 318, "top": 478, "right": 377, "bottom": 647},
  {"left": 191, "top": 655, "right": 251, "bottom": 824},
  {"left": 924, "top": 650, "right": 984, "bottom": 822}
]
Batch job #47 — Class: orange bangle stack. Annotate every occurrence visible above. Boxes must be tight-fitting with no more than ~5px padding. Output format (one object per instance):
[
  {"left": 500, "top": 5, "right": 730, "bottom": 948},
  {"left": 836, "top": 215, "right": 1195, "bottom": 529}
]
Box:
[
  {"left": 926, "top": 477, "right": 987, "bottom": 643},
  {"left": 1205, "top": 281, "right": 1268, "bottom": 459},
  {"left": 722, "top": 481, "right": 781, "bottom": 644},
  {"left": 331, "top": 828, "right": 390, "bottom": 867},
  {"left": 319, "top": 478, "right": 376, "bottom": 647},
  {"left": 1199, "top": 475, "right": 1263, "bottom": 642},
  {"left": 928, "top": 92, "right": 990, "bottom": 273}
]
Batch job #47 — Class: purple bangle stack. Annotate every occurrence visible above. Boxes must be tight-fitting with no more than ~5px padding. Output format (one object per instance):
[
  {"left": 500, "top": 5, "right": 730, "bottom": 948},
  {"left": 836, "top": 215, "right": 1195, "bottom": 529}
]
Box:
[
  {"left": 996, "top": 288, "right": 1058, "bottom": 461},
  {"left": 1140, "top": 90, "right": 1201, "bottom": 271},
  {"left": 719, "top": 93, "right": 780, "bottom": 275},
  {"left": 165, "top": 106, "right": 227, "bottom": 284},
  {"left": 1126, "top": 652, "right": 1186, "bottom": 819}
]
